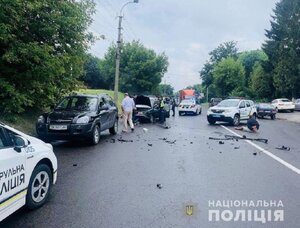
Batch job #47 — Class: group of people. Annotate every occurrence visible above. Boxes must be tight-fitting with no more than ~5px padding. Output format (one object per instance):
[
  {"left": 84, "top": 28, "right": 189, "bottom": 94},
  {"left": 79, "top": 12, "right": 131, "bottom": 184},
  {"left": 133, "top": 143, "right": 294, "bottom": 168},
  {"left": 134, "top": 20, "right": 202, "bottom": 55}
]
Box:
[{"left": 121, "top": 93, "right": 177, "bottom": 132}]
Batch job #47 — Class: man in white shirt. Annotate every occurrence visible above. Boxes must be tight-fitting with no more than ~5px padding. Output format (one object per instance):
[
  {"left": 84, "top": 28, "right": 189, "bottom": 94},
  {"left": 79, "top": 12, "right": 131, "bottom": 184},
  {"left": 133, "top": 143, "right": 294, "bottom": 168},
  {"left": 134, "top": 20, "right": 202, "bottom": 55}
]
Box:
[{"left": 121, "top": 93, "right": 135, "bottom": 132}]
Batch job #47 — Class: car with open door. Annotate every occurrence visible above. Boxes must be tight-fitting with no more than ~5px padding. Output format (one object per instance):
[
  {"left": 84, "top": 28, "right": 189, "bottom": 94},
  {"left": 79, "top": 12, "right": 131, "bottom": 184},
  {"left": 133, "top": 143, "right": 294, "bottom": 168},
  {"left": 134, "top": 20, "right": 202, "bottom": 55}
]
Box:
[
  {"left": 36, "top": 94, "right": 118, "bottom": 145},
  {"left": 0, "top": 122, "right": 57, "bottom": 222}
]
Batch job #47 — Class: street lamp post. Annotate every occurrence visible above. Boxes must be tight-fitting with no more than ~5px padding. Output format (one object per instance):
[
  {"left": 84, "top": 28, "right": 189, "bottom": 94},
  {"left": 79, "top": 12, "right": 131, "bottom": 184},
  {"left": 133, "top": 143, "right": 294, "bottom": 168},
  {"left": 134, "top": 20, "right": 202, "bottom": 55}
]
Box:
[{"left": 114, "top": 0, "right": 139, "bottom": 104}]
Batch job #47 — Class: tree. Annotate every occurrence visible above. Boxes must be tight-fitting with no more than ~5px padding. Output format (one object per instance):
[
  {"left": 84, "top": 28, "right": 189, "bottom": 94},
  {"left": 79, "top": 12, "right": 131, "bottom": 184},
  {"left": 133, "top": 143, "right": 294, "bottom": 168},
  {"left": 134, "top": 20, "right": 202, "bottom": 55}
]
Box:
[
  {"left": 263, "top": 0, "right": 300, "bottom": 98},
  {"left": 80, "top": 54, "right": 108, "bottom": 89},
  {"left": 0, "top": 0, "right": 95, "bottom": 113},
  {"left": 200, "top": 41, "right": 238, "bottom": 89},
  {"left": 250, "top": 62, "right": 274, "bottom": 99},
  {"left": 157, "top": 84, "right": 174, "bottom": 97},
  {"left": 212, "top": 58, "right": 245, "bottom": 97},
  {"left": 238, "top": 50, "right": 268, "bottom": 86},
  {"left": 101, "top": 41, "right": 169, "bottom": 94}
]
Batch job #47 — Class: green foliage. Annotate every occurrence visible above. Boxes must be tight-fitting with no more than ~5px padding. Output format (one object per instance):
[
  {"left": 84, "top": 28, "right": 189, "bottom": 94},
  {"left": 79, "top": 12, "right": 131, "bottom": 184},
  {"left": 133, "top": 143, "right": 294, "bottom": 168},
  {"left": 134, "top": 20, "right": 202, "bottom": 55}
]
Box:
[
  {"left": 80, "top": 54, "right": 109, "bottom": 89},
  {"left": 101, "top": 41, "right": 169, "bottom": 94},
  {"left": 263, "top": 0, "right": 300, "bottom": 98},
  {"left": 249, "top": 63, "right": 274, "bottom": 99},
  {"left": 157, "top": 84, "right": 174, "bottom": 97},
  {"left": 212, "top": 58, "right": 245, "bottom": 97},
  {"left": 238, "top": 50, "right": 268, "bottom": 86},
  {"left": 200, "top": 41, "right": 238, "bottom": 95},
  {"left": 0, "top": 0, "right": 95, "bottom": 113}
]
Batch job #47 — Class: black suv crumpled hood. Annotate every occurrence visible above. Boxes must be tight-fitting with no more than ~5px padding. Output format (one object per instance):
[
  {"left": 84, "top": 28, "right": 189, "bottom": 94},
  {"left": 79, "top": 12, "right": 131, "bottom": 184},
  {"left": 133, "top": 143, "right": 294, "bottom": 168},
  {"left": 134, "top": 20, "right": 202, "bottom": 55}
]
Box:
[{"left": 135, "top": 95, "right": 152, "bottom": 107}]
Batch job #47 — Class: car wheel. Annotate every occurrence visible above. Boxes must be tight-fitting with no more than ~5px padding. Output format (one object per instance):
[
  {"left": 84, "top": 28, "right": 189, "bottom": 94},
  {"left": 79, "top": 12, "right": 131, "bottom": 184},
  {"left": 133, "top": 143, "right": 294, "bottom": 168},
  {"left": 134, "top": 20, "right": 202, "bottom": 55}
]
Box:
[
  {"left": 253, "top": 113, "right": 257, "bottom": 119},
  {"left": 199, "top": 108, "right": 202, "bottom": 115},
  {"left": 290, "top": 109, "right": 294, "bottom": 112},
  {"left": 271, "top": 114, "right": 276, "bottom": 120},
  {"left": 179, "top": 112, "right": 182, "bottom": 116},
  {"left": 90, "top": 125, "right": 100, "bottom": 145},
  {"left": 109, "top": 119, "right": 118, "bottom": 135},
  {"left": 26, "top": 164, "right": 52, "bottom": 210},
  {"left": 232, "top": 115, "right": 240, "bottom": 126},
  {"left": 208, "top": 118, "right": 216, "bottom": 125}
]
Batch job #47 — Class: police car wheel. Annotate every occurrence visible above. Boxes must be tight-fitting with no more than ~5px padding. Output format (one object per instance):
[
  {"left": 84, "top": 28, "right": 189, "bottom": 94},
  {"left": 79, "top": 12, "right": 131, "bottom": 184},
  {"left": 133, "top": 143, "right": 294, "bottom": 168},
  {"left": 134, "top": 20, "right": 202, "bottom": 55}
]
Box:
[
  {"left": 26, "top": 164, "right": 52, "bottom": 210},
  {"left": 109, "top": 119, "right": 118, "bottom": 135}
]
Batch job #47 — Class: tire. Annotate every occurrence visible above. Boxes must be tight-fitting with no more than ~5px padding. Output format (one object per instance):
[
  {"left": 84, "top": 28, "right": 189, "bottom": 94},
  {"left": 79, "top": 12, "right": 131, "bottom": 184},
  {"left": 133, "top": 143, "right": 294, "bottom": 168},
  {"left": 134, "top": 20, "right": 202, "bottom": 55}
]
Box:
[
  {"left": 208, "top": 117, "right": 216, "bottom": 125},
  {"left": 271, "top": 114, "right": 276, "bottom": 120},
  {"left": 290, "top": 109, "right": 294, "bottom": 113},
  {"left": 199, "top": 108, "right": 202, "bottom": 115},
  {"left": 26, "top": 164, "right": 52, "bottom": 210},
  {"left": 179, "top": 112, "right": 182, "bottom": 116},
  {"left": 232, "top": 114, "right": 240, "bottom": 126},
  {"left": 90, "top": 125, "right": 100, "bottom": 145},
  {"left": 253, "top": 113, "right": 257, "bottom": 119},
  {"left": 109, "top": 119, "right": 118, "bottom": 135}
]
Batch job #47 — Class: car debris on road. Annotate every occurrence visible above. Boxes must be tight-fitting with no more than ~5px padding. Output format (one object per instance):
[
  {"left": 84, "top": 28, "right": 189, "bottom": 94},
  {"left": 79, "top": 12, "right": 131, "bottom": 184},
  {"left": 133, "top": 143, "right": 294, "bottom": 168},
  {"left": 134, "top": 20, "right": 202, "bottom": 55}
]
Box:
[{"left": 275, "top": 146, "right": 291, "bottom": 151}]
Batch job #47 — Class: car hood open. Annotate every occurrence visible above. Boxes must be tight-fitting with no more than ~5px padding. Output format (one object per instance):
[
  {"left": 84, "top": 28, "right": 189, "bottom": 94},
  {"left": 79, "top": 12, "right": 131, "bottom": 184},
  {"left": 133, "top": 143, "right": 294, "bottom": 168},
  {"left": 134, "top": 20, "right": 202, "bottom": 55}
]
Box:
[{"left": 135, "top": 95, "right": 152, "bottom": 107}]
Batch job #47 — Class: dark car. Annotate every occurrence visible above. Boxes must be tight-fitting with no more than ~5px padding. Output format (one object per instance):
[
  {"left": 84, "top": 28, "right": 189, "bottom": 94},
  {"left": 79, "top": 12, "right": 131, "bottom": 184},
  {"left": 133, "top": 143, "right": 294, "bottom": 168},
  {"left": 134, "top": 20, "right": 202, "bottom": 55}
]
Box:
[
  {"left": 209, "top": 98, "right": 222, "bottom": 107},
  {"left": 36, "top": 94, "right": 118, "bottom": 145},
  {"left": 134, "top": 95, "right": 169, "bottom": 123},
  {"left": 256, "top": 103, "right": 277, "bottom": 119}
]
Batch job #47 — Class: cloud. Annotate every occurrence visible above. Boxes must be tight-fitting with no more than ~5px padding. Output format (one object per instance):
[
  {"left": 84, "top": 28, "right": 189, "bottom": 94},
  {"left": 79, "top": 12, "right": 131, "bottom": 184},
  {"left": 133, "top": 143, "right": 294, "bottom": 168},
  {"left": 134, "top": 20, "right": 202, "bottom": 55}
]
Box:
[{"left": 89, "top": 0, "right": 279, "bottom": 91}]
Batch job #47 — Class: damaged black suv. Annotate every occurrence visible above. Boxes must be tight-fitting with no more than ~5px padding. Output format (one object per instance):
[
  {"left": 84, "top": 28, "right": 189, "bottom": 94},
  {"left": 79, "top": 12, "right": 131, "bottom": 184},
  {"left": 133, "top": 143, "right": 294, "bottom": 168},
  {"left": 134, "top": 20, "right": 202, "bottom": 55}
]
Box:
[{"left": 36, "top": 94, "right": 118, "bottom": 145}]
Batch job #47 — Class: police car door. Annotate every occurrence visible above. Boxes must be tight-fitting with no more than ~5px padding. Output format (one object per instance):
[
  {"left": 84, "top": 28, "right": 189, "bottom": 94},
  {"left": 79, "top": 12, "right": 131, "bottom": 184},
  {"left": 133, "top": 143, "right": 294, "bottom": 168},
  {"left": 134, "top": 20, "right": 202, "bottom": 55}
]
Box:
[
  {"left": 0, "top": 127, "right": 26, "bottom": 219},
  {"left": 238, "top": 101, "right": 247, "bottom": 119}
]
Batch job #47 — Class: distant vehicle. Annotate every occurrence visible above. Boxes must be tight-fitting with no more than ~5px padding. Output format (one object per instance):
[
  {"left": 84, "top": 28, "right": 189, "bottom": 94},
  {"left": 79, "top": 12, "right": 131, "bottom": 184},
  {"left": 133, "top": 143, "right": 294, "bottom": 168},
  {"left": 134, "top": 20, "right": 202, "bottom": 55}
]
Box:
[
  {"left": 207, "top": 99, "right": 257, "bottom": 126},
  {"left": 36, "top": 94, "right": 118, "bottom": 145},
  {"left": 134, "top": 95, "right": 170, "bottom": 123},
  {"left": 209, "top": 98, "right": 222, "bottom": 107},
  {"left": 179, "top": 89, "right": 195, "bottom": 102},
  {"left": 295, "top": 99, "right": 300, "bottom": 111},
  {"left": 256, "top": 103, "right": 277, "bottom": 119},
  {"left": 178, "top": 99, "right": 202, "bottom": 116},
  {"left": 271, "top": 98, "right": 295, "bottom": 112},
  {"left": 0, "top": 122, "right": 57, "bottom": 222}
]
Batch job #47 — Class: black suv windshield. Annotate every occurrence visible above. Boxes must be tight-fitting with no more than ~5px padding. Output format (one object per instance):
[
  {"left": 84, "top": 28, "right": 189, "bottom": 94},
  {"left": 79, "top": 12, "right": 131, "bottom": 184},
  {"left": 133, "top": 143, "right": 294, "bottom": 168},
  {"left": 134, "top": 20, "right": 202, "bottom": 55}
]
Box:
[{"left": 55, "top": 97, "right": 98, "bottom": 111}]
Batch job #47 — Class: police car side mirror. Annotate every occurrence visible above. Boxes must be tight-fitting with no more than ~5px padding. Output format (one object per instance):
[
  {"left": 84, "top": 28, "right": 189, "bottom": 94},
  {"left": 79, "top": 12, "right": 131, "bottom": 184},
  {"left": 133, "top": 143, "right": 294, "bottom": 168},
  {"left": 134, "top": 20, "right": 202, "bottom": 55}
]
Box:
[{"left": 13, "top": 136, "right": 29, "bottom": 153}]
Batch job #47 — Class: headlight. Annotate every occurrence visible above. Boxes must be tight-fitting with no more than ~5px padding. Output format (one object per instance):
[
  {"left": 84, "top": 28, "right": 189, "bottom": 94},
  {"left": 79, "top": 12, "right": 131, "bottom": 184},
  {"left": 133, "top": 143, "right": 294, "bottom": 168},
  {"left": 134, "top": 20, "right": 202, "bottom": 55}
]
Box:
[
  {"left": 38, "top": 115, "right": 45, "bottom": 123},
  {"left": 76, "top": 116, "right": 90, "bottom": 124}
]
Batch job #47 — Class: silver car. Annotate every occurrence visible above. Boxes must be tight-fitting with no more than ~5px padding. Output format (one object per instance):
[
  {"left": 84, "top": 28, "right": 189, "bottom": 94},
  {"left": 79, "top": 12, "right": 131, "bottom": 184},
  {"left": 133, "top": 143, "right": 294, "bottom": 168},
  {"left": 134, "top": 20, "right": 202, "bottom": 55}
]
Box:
[{"left": 295, "top": 99, "right": 300, "bottom": 111}]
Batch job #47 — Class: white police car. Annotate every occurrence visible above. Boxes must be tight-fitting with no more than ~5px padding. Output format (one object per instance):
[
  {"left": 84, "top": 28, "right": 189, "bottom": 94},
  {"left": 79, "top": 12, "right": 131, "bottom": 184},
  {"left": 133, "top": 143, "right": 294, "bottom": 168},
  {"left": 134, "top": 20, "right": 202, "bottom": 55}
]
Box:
[{"left": 0, "top": 122, "right": 57, "bottom": 222}]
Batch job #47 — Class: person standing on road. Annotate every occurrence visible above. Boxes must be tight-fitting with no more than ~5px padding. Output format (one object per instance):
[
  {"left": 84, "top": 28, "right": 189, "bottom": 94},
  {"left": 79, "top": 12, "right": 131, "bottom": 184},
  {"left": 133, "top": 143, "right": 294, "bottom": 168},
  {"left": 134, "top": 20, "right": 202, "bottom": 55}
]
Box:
[
  {"left": 121, "top": 93, "right": 135, "bottom": 132},
  {"left": 158, "top": 97, "right": 166, "bottom": 124},
  {"left": 171, "top": 98, "right": 176, "bottom": 116}
]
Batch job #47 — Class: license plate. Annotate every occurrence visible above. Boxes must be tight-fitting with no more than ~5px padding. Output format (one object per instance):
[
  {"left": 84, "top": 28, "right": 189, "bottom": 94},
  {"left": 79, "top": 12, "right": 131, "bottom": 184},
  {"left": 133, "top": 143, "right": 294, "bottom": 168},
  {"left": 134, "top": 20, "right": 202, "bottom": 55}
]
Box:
[
  {"left": 212, "top": 114, "right": 221, "bottom": 118},
  {"left": 265, "top": 111, "right": 271, "bottom": 113},
  {"left": 49, "top": 125, "right": 68, "bottom": 130},
  {"left": 137, "top": 112, "right": 143, "bottom": 115}
]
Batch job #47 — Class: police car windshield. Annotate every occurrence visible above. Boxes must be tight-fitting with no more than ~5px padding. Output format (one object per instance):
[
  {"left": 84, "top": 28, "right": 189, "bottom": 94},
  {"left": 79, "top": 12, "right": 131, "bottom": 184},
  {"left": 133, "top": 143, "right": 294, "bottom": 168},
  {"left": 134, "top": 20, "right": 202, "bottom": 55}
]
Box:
[
  {"left": 217, "top": 99, "right": 239, "bottom": 107},
  {"left": 55, "top": 97, "right": 98, "bottom": 111},
  {"left": 181, "top": 99, "right": 194, "bottom": 104}
]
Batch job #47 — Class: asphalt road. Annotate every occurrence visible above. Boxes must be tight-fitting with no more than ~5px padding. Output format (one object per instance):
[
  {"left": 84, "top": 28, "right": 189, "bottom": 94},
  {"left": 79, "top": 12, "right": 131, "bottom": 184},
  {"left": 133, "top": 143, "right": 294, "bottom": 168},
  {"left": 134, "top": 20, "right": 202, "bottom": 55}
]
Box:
[{"left": 2, "top": 107, "right": 300, "bottom": 228}]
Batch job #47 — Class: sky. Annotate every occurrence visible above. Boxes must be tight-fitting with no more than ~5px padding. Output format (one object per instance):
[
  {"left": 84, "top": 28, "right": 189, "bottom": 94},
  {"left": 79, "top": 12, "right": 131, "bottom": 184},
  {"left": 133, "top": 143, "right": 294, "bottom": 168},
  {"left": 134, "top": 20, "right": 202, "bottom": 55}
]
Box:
[{"left": 89, "top": 0, "right": 279, "bottom": 91}]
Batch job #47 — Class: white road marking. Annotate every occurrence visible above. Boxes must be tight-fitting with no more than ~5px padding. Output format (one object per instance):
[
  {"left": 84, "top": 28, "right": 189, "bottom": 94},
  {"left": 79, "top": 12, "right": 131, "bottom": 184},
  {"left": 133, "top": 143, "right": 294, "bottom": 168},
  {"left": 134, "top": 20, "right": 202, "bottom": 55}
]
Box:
[{"left": 221, "top": 125, "right": 300, "bottom": 175}]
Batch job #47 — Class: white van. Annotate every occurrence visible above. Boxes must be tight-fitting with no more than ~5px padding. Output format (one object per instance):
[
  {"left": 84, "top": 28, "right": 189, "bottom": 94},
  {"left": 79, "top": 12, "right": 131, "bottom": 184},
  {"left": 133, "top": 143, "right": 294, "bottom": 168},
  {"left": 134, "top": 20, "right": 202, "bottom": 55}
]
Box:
[{"left": 0, "top": 122, "right": 57, "bottom": 222}]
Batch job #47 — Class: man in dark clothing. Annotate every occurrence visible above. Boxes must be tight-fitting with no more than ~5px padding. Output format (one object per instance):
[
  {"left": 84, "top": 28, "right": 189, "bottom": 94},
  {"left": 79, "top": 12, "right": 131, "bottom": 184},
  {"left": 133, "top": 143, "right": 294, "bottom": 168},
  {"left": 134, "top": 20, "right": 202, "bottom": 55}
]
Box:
[
  {"left": 171, "top": 98, "right": 176, "bottom": 116},
  {"left": 247, "top": 115, "right": 260, "bottom": 132},
  {"left": 235, "top": 114, "right": 259, "bottom": 133},
  {"left": 158, "top": 97, "right": 166, "bottom": 124}
]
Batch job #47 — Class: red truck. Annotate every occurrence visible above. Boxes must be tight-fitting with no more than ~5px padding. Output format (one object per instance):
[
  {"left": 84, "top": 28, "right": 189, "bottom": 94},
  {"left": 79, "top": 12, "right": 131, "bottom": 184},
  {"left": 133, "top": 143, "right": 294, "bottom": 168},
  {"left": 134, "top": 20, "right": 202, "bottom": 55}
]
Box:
[{"left": 179, "top": 89, "right": 196, "bottom": 102}]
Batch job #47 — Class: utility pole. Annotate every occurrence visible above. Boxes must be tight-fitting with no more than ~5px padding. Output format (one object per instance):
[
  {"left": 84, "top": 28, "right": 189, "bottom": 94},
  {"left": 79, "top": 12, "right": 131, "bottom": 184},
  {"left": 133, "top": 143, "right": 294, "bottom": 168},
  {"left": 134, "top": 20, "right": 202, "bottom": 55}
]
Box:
[
  {"left": 113, "top": 0, "right": 139, "bottom": 105},
  {"left": 206, "top": 86, "right": 209, "bottom": 103},
  {"left": 114, "top": 15, "right": 123, "bottom": 104}
]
